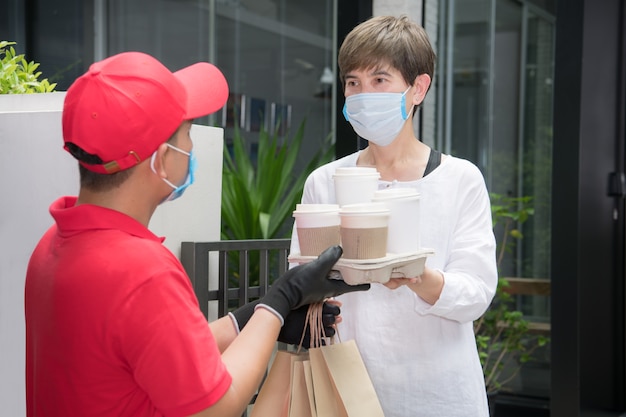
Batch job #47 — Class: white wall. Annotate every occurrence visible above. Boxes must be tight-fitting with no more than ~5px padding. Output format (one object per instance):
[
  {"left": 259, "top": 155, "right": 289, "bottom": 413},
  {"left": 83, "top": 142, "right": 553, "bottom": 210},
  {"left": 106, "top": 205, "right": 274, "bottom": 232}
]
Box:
[
  {"left": 0, "top": 93, "right": 223, "bottom": 417},
  {"left": 150, "top": 124, "right": 224, "bottom": 257}
]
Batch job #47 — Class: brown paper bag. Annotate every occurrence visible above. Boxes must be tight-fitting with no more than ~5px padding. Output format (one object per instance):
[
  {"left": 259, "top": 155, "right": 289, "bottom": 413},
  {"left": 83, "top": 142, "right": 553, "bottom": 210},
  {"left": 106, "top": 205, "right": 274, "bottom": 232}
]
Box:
[
  {"left": 309, "top": 346, "right": 348, "bottom": 417},
  {"left": 289, "top": 355, "right": 313, "bottom": 417},
  {"left": 306, "top": 304, "right": 385, "bottom": 417},
  {"left": 302, "top": 360, "right": 317, "bottom": 417},
  {"left": 250, "top": 350, "right": 293, "bottom": 417},
  {"left": 318, "top": 339, "right": 385, "bottom": 417},
  {"left": 255, "top": 304, "right": 384, "bottom": 417}
]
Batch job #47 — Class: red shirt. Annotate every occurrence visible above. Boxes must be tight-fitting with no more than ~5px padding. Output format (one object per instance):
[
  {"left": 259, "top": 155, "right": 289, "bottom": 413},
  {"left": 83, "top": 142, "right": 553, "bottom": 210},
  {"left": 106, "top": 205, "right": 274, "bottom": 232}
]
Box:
[{"left": 25, "top": 197, "right": 232, "bottom": 417}]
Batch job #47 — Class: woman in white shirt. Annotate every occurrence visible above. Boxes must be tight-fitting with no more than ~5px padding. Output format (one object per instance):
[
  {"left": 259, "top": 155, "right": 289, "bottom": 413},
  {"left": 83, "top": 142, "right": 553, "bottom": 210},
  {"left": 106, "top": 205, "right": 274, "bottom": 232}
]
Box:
[{"left": 290, "top": 15, "right": 498, "bottom": 417}]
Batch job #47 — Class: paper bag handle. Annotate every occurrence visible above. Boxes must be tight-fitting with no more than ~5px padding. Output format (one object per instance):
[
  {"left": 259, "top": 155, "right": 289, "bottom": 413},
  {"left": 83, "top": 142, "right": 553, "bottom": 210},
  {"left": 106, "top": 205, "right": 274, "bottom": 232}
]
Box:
[{"left": 297, "top": 302, "right": 340, "bottom": 352}]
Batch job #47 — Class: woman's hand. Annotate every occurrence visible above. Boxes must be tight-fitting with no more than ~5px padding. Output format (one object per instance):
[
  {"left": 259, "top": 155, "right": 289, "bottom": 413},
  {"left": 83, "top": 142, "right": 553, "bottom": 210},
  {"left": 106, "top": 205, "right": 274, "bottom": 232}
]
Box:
[
  {"left": 383, "top": 276, "right": 421, "bottom": 290},
  {"left": 384, "top": 267, "right": 444, "bottom": 305}
]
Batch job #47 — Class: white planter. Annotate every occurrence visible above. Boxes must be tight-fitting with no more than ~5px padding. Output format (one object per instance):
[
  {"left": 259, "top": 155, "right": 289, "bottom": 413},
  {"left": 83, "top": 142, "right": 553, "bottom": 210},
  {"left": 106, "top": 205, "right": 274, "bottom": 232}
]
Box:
[
  {"left": 0, "top": 93, "right": 223, "bottom": 417},
  {"left": 0, "top": 92, "right": 70, "bottom": 417}
]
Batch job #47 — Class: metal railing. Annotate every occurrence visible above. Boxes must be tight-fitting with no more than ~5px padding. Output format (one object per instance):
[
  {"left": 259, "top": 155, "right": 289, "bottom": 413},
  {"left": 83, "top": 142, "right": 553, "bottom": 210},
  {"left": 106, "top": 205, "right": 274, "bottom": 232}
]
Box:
[
  {"left": 180, "top": 239, "right": 292, "bottom": 416},
  {"left": 180, "top": 239, "right": 291, "bottom": 319}
]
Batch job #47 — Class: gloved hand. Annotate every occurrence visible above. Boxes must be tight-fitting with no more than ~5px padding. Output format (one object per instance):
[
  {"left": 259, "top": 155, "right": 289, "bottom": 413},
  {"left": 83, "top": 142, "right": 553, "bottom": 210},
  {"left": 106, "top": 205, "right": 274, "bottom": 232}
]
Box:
[
  {"left": 280, "top": 302, "right": 340, "bottom": 347},
  {"left": 256, "top": 245, "right": 370, "bottom": 323},
  {"left": 230, "top": 301, "right": 340, "bottom": 347}
]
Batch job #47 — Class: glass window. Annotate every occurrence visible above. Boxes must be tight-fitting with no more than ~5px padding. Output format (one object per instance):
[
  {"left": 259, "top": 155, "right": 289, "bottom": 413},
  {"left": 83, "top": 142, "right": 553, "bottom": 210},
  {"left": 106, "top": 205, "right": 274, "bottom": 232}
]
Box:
[
  {"left": 441, "top": 0, "right": 555, "bottom": 400},
  {"left": 1, "top": 0, "right": 25, "bottom": 47},
  {"left": 521, "top": 9, "right": 553, "bottom": 302},
  {"left": 447, "top": 0, "right": 492, "bottom": 173},
  {"left": 214, "top": 0, "right": 335, "bottom": 161},
  {"left": 27, "top": 0, "right": 85, "bottom": 91},
  {"left": 107, "top": 0, "right": 336, "bottom": 167}
]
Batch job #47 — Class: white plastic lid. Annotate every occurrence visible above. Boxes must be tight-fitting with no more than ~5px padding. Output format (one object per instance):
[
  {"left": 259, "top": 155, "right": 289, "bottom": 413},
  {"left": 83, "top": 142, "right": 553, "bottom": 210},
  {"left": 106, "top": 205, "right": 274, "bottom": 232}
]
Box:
[
  {"left": 333, "top": 167, "right": 380, "bottom": 177},
  {"left": 339, "top": 202, "right": 390, "bottom": 215},
  {"left": 294, "top": 203, "right": 340, "bottom": 213}
]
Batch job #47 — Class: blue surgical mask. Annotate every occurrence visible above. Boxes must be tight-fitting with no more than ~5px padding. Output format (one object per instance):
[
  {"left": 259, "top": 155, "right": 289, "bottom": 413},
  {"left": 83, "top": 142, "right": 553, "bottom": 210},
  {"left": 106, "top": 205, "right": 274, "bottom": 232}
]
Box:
[
  {"left": 150, "top": 143, "right": 196, "bottom": 203},
  {"left": 342, "top": 86, "right": 413, "bottom": 147}
]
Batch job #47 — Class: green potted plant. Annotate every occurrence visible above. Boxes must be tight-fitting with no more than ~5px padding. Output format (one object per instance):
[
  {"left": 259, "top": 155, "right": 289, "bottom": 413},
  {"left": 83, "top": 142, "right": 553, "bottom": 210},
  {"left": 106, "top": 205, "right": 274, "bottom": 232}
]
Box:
[
  {"left": 475, "top": 193, "right": 549, "bottom": 410},
  {"left": 221, "top": 120, "right": 334, "bottom": 241},
  {"left": 220, "top": 119, "right": 334, "bottom": 286},
  {"left": 0, "top": 41, "right": 56, "bottom": 94}
]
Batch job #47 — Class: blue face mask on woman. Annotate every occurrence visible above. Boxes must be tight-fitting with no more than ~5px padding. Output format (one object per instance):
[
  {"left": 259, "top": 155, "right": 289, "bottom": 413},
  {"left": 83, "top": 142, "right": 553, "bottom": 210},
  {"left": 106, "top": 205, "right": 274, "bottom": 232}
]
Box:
[
  {"left": 342, "top": 86, "right": 413, "bottom": 147},
  {"left": 150, "top": 143, "right": 196, "bottom": 203}
]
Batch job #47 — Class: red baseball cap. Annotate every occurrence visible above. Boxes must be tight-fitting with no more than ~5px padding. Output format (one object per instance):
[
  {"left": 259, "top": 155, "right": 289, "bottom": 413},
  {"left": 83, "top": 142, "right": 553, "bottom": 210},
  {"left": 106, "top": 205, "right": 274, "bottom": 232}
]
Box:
[{"left": 62, "top": 52, "right": 229, "bottom": 173}]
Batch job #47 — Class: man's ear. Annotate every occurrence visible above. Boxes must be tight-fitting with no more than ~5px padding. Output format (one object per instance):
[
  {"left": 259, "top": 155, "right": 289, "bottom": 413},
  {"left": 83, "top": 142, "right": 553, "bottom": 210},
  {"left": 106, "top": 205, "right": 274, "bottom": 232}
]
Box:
[
  {"left": 151, "top": 142, "right": 170, "bottom": 178},
  {"left": 412, "top": 74, "right": 431, "bottom": 106}
]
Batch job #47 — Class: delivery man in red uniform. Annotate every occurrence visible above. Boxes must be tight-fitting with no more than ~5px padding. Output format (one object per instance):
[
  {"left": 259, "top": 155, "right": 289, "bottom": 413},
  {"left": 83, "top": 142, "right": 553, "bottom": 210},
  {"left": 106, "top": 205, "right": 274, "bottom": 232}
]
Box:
[{"left": 24, "top": 51, "right": 368, "bottom": 417}]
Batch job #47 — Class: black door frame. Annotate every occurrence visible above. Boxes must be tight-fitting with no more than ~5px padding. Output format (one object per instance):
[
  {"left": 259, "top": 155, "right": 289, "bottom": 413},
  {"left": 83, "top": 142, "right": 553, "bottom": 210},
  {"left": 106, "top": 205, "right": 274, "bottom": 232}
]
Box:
[{"left": 552, "top": 0, "right": 626, "bottom": 415}]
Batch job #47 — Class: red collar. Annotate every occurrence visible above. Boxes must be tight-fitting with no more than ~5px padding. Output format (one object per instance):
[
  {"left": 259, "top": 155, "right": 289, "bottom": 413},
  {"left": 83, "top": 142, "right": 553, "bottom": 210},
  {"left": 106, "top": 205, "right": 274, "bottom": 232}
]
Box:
[{"left": 50, "top": 196, "right": 165, "bottom": 243}]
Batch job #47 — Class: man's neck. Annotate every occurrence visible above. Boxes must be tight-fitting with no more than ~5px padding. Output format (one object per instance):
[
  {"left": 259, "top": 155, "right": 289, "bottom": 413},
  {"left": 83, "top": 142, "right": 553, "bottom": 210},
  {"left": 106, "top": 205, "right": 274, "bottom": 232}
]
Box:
[{"left": 76, "top": 188, "right": 156, "bottom": 227}]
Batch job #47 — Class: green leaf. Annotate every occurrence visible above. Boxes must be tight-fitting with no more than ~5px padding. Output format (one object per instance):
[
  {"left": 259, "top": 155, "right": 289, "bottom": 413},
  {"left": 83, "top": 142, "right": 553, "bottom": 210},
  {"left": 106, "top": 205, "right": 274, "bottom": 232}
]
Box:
[
  {"left": 221, "top": 117, "right": 334, "bottom": 242},
  {"left": 259, "top": 212, "right": 270, "bottom": 239},
  {"left": 219, "top": 117, "right": 334, "bottom": 287},
  {"left": 0, "top": 41, "right": 56, "bottom": 94}
]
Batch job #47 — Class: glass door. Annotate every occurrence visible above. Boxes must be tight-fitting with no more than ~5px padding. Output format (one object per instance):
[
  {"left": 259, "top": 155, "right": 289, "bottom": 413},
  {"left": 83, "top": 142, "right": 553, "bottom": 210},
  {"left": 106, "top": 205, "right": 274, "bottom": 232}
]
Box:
[{"left": 441, "top": 0, "right": 555, "bottom": 400}]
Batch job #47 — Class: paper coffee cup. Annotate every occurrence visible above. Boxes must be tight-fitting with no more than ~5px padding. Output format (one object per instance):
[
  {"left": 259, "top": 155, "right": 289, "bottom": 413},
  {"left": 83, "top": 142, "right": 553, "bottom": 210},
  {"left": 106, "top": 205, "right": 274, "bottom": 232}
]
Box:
[
  {"left": 332, "top": 167, "right": 380, "bottom": 206},
  {"left": 339, "top": 202, "right": 390, "bottom": 259},
  {"left": 372, "top": 188, "right": 421, "bottom": 254},
  {"left": 293, "top": 204, "right": 341, "bottom": 256}
]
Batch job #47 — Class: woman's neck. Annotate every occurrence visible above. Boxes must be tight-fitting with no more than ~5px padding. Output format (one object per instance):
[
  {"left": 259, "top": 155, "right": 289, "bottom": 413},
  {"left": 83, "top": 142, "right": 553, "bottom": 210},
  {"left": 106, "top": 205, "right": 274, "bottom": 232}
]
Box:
[{"left": 357, "top": 136, "right": 431, "bottom": 181}]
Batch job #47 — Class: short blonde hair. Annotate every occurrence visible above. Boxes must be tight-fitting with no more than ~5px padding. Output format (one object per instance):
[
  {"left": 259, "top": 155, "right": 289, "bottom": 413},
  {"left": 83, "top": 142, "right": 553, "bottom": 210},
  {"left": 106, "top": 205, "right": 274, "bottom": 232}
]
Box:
[{"left": 338, "top": 15, "right": 436, "bottom": 88}]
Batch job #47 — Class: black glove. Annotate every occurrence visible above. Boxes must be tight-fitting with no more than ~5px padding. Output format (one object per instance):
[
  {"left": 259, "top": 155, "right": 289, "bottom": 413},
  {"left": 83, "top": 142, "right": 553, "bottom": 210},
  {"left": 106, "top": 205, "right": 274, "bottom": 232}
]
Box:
[
  {"left": 279, "top": 302, "right": 340, "bottom": 347},
  {"left": 229, "top": 300, "right": 260, "bottom": 332},
  {"left": 230, "top": 301, "right": 340, "bottom": 348},
  {"left": 256, "top": 245, "right": 370, "bottom": 322}
]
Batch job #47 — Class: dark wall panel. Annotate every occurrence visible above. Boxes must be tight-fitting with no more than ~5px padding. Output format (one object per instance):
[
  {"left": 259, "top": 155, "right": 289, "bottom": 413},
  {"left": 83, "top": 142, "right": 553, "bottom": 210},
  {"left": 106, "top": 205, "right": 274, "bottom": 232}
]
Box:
[{"left": 552, "top": 0, "right": 626, "bottom": 415}]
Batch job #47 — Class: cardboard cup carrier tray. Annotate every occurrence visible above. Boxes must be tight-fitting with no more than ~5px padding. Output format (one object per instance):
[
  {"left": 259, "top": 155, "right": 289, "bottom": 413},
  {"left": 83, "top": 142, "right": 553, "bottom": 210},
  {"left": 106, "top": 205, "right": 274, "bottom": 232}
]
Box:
[{"left": 288, "top": 248, "right": 435, "bottom": 285}]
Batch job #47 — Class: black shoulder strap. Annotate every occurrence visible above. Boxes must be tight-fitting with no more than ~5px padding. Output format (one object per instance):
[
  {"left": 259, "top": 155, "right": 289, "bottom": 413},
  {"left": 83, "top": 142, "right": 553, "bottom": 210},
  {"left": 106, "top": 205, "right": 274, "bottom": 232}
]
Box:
[{"left": 423, "top": 149, "right": 442, "bottom": 177}]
